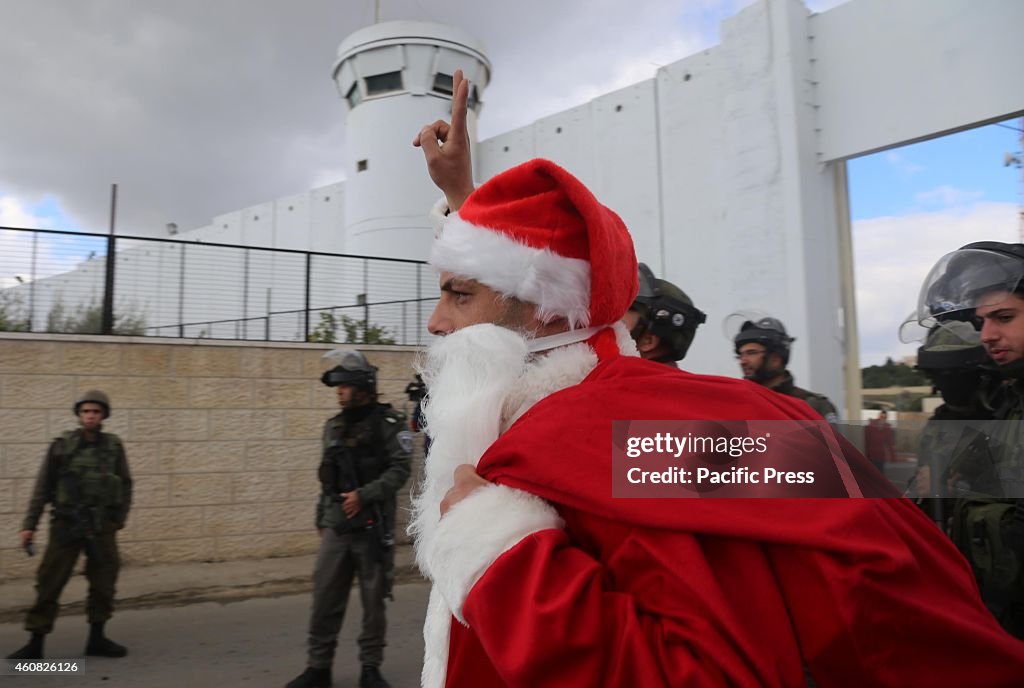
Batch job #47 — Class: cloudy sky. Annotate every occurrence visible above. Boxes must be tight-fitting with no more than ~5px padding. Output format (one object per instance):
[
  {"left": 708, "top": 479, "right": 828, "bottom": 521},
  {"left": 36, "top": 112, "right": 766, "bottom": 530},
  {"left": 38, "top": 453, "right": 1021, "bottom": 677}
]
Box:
[
  {"left": 849, "top": 123, "right": 1021, "bottom": 366},
  {"left": 0, "top": 0, "right": 1020, "bottom": 365},
  {"left": 1, "top": 0, "right": 789, "bottom": 236}
]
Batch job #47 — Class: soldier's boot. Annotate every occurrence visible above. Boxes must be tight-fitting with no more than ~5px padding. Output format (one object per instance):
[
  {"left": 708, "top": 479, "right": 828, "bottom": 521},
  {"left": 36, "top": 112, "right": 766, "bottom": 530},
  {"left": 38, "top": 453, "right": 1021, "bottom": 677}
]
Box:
[
  {"left": 359, "top": 665, "right": 391, "bottom": 688},
  {"left": 85, "top": 622, "right": 128, "bottom": 657},
  {"left": 6, "top": 632, "right": 44, "bottom": 660},
  {"left": 284, "top": 666, "right": 331, "bottom": 688}
]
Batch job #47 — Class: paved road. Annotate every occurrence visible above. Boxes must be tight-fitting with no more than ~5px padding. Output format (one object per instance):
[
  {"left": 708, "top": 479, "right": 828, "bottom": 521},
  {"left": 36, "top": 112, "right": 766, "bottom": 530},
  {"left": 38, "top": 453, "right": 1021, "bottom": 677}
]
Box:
[{"left": 0, "top": 581, "right": 430, "bottom": 688}]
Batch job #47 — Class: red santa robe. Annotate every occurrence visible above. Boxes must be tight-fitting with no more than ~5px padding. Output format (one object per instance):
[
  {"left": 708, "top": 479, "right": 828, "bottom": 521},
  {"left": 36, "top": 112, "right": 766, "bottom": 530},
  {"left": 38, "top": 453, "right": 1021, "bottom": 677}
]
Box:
[{"left": 419, "top": 337, "right": 1024, "bottom": 687}]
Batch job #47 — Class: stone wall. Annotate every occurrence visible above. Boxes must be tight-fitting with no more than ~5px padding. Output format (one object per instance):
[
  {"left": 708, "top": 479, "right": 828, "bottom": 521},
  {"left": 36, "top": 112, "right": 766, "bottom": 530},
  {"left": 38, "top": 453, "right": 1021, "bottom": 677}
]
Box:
[{"left": 0, "top": 333, "right": 422, "bottom": 581}]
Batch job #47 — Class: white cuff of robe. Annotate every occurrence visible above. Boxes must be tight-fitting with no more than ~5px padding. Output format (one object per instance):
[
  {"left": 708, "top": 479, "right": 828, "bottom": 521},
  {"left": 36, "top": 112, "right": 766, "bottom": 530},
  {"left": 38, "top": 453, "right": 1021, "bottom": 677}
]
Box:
[{"left": 426, "top": 483, "right": 563, "bottom": 624}]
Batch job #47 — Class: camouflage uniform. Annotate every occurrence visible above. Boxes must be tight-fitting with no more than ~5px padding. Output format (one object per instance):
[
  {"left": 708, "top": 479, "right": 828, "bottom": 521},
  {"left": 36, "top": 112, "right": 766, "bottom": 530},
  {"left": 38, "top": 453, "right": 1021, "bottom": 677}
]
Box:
[
  {"left": 306, "top": 402, "right": 411, "bottom": 671},
  {"left": 769, "top": 371, "right": 839, "bottom": 424},
  {"left": 949, "top": 382, "right": 1024, "bottom": 637},
  {"left": 22, "top": 428, "right": 132, "bottom": 634}
]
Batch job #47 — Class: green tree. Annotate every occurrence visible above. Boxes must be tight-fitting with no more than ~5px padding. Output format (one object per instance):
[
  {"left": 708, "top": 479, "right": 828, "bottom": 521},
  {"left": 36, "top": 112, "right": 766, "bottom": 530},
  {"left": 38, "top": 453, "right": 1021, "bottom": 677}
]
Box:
[
  {"left": 307, "top": 311, "right": 396, "bottom": 345},
  {"left": 861, "top": 357, "right": 928, "bottom": 389},
  {"left": 307, "top": 312, "right": 339, "bottom": 343},
  {"left": 45, "top": 295, "right": 147, "bottom": 335},
  {"left": 0, "top": 291, "right": 31, "bottom": 332}
]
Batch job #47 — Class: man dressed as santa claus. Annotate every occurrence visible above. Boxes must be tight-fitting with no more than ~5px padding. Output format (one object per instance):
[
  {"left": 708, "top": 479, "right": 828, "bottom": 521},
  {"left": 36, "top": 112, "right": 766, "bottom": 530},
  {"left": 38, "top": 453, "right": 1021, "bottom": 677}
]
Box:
[{"left": 408, "top": 71, "right": 1024, "bottom": 688}]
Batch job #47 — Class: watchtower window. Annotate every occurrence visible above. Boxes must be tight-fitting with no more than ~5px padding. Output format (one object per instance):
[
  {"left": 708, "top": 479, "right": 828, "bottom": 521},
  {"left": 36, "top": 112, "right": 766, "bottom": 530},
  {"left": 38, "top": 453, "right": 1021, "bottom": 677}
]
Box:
[
  {"left": 345, "top": 83, "right": 362, "bottom": 109},
  {"left": 433, "top": 73, "right": 454, "bottom": 96},
  {"left": 365, "top": 71, "right": 403, "bottom": 95}
]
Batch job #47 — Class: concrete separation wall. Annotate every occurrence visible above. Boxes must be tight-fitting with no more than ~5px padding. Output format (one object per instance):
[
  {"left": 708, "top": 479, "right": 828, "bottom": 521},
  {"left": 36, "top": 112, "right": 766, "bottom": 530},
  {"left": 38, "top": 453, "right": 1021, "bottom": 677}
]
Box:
[{"left": 0, "top": 333, "right": 423, "bottom": 581}]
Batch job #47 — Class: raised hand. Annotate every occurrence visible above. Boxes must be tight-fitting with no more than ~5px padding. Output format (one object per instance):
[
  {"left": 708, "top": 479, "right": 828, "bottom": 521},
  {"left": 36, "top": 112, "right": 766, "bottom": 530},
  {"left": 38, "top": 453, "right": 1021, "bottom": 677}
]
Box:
[{"left": 413, "top": 69, "right": 476, "bottom": 211}]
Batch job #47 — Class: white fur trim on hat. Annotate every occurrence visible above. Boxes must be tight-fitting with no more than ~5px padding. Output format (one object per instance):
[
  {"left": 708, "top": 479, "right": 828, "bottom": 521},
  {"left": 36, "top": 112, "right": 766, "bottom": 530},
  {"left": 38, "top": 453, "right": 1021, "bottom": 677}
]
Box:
[
  {"left": 430, "top": 212, "right": 593, "bottom": 329},
  {"left": 428, "top": 197, "right": 450, "bottom": 238},
  {"left": 425, "top": 483, "right": 563, "bottom": 624}
]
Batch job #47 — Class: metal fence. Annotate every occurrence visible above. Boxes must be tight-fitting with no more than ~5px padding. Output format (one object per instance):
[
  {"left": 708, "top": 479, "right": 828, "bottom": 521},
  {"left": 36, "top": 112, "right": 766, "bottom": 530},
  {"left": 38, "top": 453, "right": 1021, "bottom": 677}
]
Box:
[{"left": 0, "top": 226, "right": 439, "bottom": 346}]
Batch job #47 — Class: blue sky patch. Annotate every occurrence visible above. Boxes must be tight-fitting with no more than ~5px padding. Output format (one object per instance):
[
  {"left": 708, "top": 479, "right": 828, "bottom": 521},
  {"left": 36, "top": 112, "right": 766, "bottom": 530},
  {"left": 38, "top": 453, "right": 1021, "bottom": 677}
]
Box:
[{"left": 848, "top": 119, "right": 1021, "bottom": 220}]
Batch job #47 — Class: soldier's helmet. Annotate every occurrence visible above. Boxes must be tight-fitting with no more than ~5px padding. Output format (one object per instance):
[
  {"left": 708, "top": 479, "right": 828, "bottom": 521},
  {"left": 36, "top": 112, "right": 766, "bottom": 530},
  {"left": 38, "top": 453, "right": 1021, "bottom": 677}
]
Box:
[
  {"left": 916, "top": 320, "right": 988, "bottom": 372},
  {"left": 733, "top": 316, "right": 795, "bottom": 365},
  {"left": 917, "top": 241, "right": 1024, "bottom": 326},
  {"left": 320, "top": 350, "right": 378, "bottom": 392},
  {"left": 630, "top": 263, "right": 706, "bottom": 360},
  {"left": 74, "top": 390, "right": 111, "bottom": 418}
]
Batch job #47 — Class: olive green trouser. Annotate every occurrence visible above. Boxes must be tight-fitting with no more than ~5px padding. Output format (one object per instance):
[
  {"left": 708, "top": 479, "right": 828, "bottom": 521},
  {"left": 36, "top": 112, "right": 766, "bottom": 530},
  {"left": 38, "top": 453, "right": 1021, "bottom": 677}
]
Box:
[
  {"left": 307, "top": 528, "right": 387, "bottom": 669},
  {"left": 25, "top": 523, "right": 120, "bottom": 634}
]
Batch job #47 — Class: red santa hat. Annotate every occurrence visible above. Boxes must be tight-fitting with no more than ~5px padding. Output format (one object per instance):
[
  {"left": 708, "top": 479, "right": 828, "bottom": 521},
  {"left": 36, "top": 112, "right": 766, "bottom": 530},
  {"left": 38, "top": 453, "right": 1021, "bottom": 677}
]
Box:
[{"left": 430, "top": 159, "right": 639, "bottom": 329}]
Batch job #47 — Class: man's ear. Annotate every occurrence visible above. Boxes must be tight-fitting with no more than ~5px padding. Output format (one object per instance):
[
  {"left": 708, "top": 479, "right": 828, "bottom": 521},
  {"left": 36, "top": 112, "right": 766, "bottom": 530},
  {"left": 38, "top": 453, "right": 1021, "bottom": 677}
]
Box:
[{"left": 637, "top": 332, "right": 660, "bottom": 354}]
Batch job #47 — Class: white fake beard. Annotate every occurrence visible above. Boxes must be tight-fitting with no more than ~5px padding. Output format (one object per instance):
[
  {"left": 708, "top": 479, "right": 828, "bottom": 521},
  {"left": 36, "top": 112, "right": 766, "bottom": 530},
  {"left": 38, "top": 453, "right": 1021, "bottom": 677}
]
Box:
[{"left": 409, "top": 324, "right": 531, "bottom": 579}]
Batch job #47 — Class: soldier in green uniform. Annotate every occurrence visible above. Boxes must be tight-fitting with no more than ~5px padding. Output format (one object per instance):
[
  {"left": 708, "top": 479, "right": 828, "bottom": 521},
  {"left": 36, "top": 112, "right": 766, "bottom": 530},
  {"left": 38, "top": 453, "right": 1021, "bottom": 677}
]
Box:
[
  {"left": 7, "top": 390, "right": 132, "bottom": 660},
  {"left": 917, "top": 241, "right": 1024, "bottom": 638},
  {"left": 623, "top": 263, "right": 706, "bottom": 367},
  {"left": 286, "top": 351, "right": 412, "bottom": 688},
  {"left": 733, "top": 316, "right": 839, "bottom": 423},
  {"left": 911, "top": 321, "right": 995, "bottom": 529}
]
